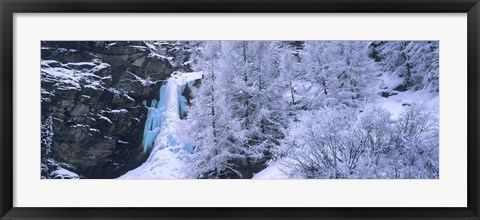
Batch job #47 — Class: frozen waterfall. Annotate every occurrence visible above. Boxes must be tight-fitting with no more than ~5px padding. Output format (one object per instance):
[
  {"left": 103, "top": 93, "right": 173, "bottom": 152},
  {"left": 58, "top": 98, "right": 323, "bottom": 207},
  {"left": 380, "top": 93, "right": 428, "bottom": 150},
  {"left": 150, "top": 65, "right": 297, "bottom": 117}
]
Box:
[
  {"left": 141, "top": 79, "right": 180, "bottom": 153},
  {"left": 119, "top": 72, "right": 202, "bottom": 179}
]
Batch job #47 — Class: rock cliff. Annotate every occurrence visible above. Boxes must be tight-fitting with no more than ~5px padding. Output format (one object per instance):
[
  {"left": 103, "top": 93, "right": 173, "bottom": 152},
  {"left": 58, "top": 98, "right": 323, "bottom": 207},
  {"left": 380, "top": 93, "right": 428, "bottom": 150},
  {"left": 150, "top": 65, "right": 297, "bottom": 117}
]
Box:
[{"left": 41, "top": 41, "right": 174, "bottom": 178}]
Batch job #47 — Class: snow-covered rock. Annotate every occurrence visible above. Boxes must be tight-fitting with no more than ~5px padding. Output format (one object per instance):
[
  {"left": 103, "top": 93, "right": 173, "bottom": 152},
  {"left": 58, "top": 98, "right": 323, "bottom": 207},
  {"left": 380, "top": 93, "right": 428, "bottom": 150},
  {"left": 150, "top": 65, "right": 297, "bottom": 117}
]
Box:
[{"left": 41, "top": 41, "right": 175, "bottom": 179}]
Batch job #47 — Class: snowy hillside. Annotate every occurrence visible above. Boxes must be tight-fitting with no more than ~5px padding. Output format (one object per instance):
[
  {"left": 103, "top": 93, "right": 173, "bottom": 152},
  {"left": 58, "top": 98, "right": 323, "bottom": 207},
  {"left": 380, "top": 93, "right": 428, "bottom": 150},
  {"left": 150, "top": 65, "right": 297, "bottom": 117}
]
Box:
[{"left": 42, "top": 41, "right": 439, "bottom": 179}]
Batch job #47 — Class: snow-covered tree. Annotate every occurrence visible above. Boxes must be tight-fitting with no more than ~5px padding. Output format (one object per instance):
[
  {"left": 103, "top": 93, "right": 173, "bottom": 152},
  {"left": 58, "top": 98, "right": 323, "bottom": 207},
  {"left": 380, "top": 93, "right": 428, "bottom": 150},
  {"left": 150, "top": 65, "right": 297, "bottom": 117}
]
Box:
[
  {"left": 372, "top": 41, "right": 439, "bottom": 92},
  {"left": 128, "top": 40, "right": 439, "bottom": 180},
  {"left": 279, "top": 43, "right": 300, "bottom": 106},
  {"left": 283, "top": 103, "right": 438, "bottom": 179},
  {"left": 186, "top": 42, "right": 246, "bottom": 178},
  {"left": 300, "top": 41, "right": 380, "bottom": 108},
  {"left": 219, "top": 41, "right": 289, "bottom": 177},
  {"left": 388, "top": 103, "right": 439, "bottom": 178}
]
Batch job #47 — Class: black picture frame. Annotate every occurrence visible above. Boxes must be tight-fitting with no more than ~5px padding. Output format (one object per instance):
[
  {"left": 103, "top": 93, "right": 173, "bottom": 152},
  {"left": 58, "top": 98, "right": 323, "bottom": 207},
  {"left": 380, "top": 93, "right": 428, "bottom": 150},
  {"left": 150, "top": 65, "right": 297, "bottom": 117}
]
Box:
[{"left": 1, "top": 0, "right": 479, "bottom": 219}]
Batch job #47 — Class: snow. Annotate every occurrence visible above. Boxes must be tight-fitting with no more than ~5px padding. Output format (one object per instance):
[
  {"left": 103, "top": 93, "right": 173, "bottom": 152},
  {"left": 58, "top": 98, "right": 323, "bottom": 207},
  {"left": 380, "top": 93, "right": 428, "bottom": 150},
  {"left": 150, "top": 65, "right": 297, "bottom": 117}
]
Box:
[
  {"left": 41, "top": 90, "right": 54, "bottom": 95},
  {"left": 172, "top": 71, "right": 203, "bottom": 85},
  {"left": 57, "top": 48, "right": 68, "bottom": 53},
  {"left": 128, "top": 72, "right": 155, "bottom": 86},
  {"left": 147, "top": 51, "right": 174, "bottom": 65},
  {"left": 374, "top": 90, "right": 438, "bottom": 119},
  {"left": 71, "top": 124, "right": 88, "bottom": 128},
  {"left": 376, "top": 99, "right": 403, "bottom": 120},
  {"left": 109, "top": 109, "right": 128, "bottom": 114},
  {"left": 143, "top": 41, "right": 158, "bottom": 51},
  {"left": 252, "top": 160, "right": 290, "bottom": 179},
  {"left": 97, "top": 114, "right": 112, "bottom": 123},
  {"left": 127, "top": 45, "right": 148, "bottom": 51},
  {"left": 381, "top": 73, "right": 404, "bottom": 91},
  {"left": 253, "top": 89, "right": 439, "bottom": 179},
  {"left": 41, "top": 59, "right": 111, "bottom": 91},
  {"left": 50, "top": 168, "right": 80, "bottom": 179},
  {"left": 123, "top": 94, "right": 135, "bottom": 102},
  {"left": 41, "top": 60, "right": 60, "bottom": 65},
  {"left": 106, "top": 42, "right": 117, "bottom": 49},
  {"left": 118, "top": 147, "right": 189, "bottom": 179}
]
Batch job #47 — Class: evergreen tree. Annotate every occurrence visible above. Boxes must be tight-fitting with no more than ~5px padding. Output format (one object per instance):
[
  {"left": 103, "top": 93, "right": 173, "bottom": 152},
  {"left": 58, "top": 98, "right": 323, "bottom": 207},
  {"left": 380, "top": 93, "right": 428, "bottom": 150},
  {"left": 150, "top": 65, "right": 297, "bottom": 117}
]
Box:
[
  {"left": 186, "top": 42, "right": 246, "bottom": 178},
  {"left": 219, "top": 41, "right": 289, "bottom": 177},
  {"left": 300, "top": 41, "right": 379, "bottom": 108},
  {"left": 373, "top": 41, "right": 439, "bottom": 92}
]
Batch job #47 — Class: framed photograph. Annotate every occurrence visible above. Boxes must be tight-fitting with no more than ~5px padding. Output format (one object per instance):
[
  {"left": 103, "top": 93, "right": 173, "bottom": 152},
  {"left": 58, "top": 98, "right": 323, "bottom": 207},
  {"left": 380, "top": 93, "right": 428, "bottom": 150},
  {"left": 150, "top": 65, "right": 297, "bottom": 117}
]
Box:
[{"left": 1, "top": 0, "right": 479, "bottom": 219}]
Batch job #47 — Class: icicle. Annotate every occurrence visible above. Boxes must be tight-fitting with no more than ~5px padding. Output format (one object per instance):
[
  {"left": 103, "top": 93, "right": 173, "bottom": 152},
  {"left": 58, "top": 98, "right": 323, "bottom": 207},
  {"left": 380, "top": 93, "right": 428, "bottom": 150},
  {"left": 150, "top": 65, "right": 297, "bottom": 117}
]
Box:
[{"left": 141, "top": 81, "right": 169, "bottom": 153}]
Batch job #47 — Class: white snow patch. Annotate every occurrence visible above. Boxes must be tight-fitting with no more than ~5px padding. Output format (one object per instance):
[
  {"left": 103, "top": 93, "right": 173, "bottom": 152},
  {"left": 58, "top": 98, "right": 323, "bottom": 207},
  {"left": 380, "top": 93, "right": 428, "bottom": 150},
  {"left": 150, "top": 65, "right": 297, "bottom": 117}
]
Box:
[
  {"left": 97, "top": 114, "right": 112, "bottom": 123},
  {"left": 374, "top": 90, "right": 438, "bottom": 120},
  {"left": 132, "top": 117, "right": 140, "bottom": 122},
  {"left": 127, "top": 72, "right": 155, "bottom": 86},
  {"left": 41, "top": 59, "right": 110, "bottom": 91},
  {"left": 123, "top": 94, "right": 135, "bottom": 102},
  {"left": 109, "top": 109, "right": 128, "bottom": 114},
  {"left": 89, "top": 128, "right": 100, "bottom": 132},
  {"left": 118, "top": 148, "right": 189, "bottom": 179},
  {"left": 381, "top": 73, "right": 404, "bottom": 91},
  {"left": 71, "top": 124, "right": 88, "bottom": 128},
  {"left": 252, "top": 160, "right": 290, "bottom": 179},
  {"left": 127, "top": 45, "right": 148, "bottom": 51},
  {"left": 50, "top": 168, "right": 80, "bottom": 179},
  {"left": 172, "top": 71, "right": 203, "bottom": 85}
]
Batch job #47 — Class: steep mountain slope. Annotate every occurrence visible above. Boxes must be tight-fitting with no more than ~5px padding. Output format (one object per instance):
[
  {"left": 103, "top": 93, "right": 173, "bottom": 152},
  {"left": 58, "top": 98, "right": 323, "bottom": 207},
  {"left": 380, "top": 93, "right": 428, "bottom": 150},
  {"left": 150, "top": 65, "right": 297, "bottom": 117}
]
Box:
[{"left": 41, "top": 41, "right": 174, "bottom": 178}]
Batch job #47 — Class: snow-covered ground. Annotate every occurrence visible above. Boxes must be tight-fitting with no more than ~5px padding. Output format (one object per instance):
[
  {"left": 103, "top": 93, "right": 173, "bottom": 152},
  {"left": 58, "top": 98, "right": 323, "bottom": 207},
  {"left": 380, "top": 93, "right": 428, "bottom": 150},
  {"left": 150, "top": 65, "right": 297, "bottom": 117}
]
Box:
[
  {"left": 50, "top": 167, "right": 80, "bottom": 179},
  {"left": 375, "top": 90, "right": 438, "bottom": 119},
  {"left": 252, "top": 160, "right": 290, "bottom": 179},
  {"left": 119, "top": 147, "right": 190, "bottom": 179}
]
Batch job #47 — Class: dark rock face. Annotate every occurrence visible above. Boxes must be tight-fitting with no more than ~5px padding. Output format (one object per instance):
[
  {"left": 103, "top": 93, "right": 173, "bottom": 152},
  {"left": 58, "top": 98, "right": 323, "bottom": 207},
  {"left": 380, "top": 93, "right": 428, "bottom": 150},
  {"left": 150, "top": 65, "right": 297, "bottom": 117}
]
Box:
[{"left": 41, "top": 41, "right": 174, "bottom": 178}]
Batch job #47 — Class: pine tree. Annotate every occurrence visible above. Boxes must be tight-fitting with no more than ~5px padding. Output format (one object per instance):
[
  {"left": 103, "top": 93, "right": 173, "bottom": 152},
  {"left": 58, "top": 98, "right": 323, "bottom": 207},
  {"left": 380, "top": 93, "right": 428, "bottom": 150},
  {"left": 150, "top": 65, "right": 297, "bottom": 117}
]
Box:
[
  {"left": 279, "top": 43, "right": 300, "bottom": 106},
  {"left": 219, "top": 41, "right": 289, "bottom": 177},
  {"left": 186, "top": 42, "right": 246, "bottom": 178},
  {"left": 372, "top": 41, "right": 439, "bottom": 92},
  {"left": 300, "top": 41, "right": 379, "bottom": 108}
]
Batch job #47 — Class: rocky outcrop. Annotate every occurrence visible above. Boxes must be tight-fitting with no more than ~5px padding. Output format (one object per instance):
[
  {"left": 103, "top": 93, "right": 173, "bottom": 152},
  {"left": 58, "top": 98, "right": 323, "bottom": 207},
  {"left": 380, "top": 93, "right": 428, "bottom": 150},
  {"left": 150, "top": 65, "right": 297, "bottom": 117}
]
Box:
[{"left": 41, "top": 41, "right": 174, "bottom": 178}]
